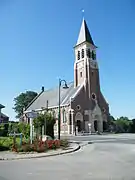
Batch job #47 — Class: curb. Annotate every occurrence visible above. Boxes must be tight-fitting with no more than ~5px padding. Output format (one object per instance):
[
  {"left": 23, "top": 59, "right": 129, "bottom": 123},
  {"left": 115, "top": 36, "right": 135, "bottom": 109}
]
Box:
[
  {"left": 69, "top": 141, "right": 93, "bottom": 145},
  {"left": 0, "top": 143, "right": 80, "bottom": 161}
]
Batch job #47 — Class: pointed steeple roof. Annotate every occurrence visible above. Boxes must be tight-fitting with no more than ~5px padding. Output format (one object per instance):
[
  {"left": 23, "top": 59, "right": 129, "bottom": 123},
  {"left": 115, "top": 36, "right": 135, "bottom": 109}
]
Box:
[{"left": 76, "top": 19, "right": 95, "bottom": 46}]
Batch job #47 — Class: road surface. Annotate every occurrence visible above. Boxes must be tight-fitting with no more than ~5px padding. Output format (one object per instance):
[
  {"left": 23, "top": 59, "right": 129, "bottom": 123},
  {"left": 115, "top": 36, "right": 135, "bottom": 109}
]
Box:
[{"left": 0, "top": 134, "right": 135, "bottom": 180}]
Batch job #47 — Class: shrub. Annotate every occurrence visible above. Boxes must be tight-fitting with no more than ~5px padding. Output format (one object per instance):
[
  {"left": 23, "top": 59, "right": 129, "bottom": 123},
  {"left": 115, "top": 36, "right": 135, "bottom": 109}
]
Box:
[
  {"left": 0, "top": 137, "right": 13, "bottom": 151},
  {"left": 33, "top": 112, "right": 56, "bottom": 139},
  {"left": 60, "top": 139, "right": 69, "bottom": 148},
  {"left": 54, "top": 140, "right": 60, "bottom": 148},
  {"left": 0, "top": 123, "right": 9, "bottom": 137},
  {"left": 12, "top": 144, "right": 18, "bottom": 152},
  {"left": 11, "top": 139, "right": 68, "bottom": 153}
]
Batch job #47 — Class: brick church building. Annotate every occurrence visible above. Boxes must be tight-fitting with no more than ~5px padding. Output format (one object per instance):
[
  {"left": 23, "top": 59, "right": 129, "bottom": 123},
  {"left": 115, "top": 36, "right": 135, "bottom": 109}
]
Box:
[{"left": 24, "top": 18, "right": 110, "bottom": 135}]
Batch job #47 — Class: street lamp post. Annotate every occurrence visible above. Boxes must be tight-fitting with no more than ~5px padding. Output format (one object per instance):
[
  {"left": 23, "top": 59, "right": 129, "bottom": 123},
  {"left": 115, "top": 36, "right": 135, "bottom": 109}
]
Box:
[
  {"left": 58, "top": 79, "right": 68, "bottom": 140},
  {"left": 41, "top": 100, "right": 48, "bottom": 136}
]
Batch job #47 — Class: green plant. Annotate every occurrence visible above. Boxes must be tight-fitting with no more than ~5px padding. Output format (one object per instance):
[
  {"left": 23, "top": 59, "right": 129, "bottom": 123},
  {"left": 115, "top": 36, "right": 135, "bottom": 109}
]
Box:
[
  {"left": 11, "top": 139, "right": 67, "bottom": 153},
  {"left": 60, "top": 139, "right": 69, "bottom": 148},
  {"left": 18, "top": 122, "right": 30, "bottom": 138},
  {"left": 22, "top": 144, "right": 31, "bottom": 152},
  {"left": 33, "top": 111, "right": 56, "bottom": 139},
  {"left": 0, "top": 123, "right": 9, "bottom": 137},
  {"left": 13, "top": 91, "right": 38, "bottom": 118},
  {"left": 0, "top": 138, "right": 10, "bottom": 151},
  {"left": 0, "top": 137, "right": 13, "bottom": 150}
]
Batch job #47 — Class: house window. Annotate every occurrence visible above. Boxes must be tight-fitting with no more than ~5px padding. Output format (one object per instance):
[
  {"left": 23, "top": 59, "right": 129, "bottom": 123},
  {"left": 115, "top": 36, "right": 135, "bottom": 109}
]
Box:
[
  {"left": 82, "top": 49, "right": 84, "bottom": 58},
  {"left": 78, "top": 51, "right": 80, "bottom": 60},
  {"left": 52, "top": 110, "right": 55, "bottom": 118},
  {"left": 80, "top": 71, "right": 82, "bottom": 77}
]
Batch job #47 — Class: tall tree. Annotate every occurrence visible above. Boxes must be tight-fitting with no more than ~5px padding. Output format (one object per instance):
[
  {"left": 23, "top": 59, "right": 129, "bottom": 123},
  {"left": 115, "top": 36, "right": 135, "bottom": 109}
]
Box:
[{"left": 13, "top": 91, "right": 38, "bottom": 118}]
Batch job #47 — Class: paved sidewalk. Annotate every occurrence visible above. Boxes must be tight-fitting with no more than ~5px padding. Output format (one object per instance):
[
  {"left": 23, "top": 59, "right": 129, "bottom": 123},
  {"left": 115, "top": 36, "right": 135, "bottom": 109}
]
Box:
[{"left": 0, "top": 143, "right": 80, "bottom": 161}]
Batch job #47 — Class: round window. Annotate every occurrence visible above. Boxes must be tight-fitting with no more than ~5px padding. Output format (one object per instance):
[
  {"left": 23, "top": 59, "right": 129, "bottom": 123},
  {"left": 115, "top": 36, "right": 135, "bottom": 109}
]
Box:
[
  {"left": 76, "top": 105, "right": 81, "bottom": 110},
  {"left": 102, "top": 108, "right": 106, "bottom": 112},
  {"left": 91, "top": 93, "right": 96, "bottom": 100}
]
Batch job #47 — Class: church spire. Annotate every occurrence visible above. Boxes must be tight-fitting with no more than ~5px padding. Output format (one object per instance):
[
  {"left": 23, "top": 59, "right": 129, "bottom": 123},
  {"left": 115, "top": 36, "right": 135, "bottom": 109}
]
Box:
[{"left": 76, "top": 19, "right": 95, "bottom": 46}]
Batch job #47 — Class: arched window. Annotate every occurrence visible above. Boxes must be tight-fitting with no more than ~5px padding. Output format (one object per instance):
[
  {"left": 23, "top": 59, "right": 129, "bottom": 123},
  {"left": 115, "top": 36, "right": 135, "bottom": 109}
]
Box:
[
  {"left": 78, "top": 51, "right": 80, "bottom": 60},
  {"left": 94, "top": 53, "right": 96, "bottom": 60},
  {"left": 86, "top": 49, "right": 91, "bottom": 58},
  {"left": 80, "top": 71, "right": 82, "bottom": 78},
  {"left": 69, "top": 111, "right": 72, "bottom": 125},
  {"left": 82, "top": 49, "right": 84, "bottom": 58},
  {"left": 62, "top": 109, "right": 65, "bottom": 123},
  {"left": 92, "top": 51, "right": 96, "bottom": 60}
]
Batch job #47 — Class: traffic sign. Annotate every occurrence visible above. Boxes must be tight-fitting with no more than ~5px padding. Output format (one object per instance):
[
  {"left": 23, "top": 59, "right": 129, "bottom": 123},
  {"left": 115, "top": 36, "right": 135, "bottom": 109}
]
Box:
[{"left": 26, "top": 111, "right": 37, "bottom": 118}]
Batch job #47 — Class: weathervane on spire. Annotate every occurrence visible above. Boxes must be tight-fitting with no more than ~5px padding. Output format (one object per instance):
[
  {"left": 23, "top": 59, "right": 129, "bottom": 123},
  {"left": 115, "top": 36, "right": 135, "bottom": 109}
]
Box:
[{"left": 82, "top": 9, "right": 85, "bottom": 19}]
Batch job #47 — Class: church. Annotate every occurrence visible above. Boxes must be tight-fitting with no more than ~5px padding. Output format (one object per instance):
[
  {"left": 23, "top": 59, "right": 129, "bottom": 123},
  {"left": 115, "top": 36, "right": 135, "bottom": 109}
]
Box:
[{"left": 23, "top": 18, "right": 110, "bottom": 135}]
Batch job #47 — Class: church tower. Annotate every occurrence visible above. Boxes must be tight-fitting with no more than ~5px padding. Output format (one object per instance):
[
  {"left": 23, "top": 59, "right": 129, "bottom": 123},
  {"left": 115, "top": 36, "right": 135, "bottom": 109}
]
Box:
[{"left": 74, "top": 18, "right": 100, "bottom": 100}]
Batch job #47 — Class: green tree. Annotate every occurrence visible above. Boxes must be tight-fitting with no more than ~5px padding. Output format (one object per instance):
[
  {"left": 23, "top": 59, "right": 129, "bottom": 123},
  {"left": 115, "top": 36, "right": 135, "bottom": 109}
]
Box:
[
  {"left": 107, "top": 115, "right": 116, "bottom": 132},
  {"left": 33, "top": 111, "right": 56, "bottom": 139},
  {"left": 114, "top": 116, "right": 131, "bottom": 133},
  {"left": 9, "top": 122, "right": 19, "bottom": 133},
  {"left": 0, "top": 123, "right": 9, "bottom": 136},
  {"left": 0, "top": 124, "right": 4, "bottom": 136},
  {"left": 13, "top": 91, "right": 38, "bottom": 118},
  {"left": 18, "top": 122, "right": 30, "bottom": 139},
  {"left": 129, "top": 119, "right": 135, "bottom": 133}
]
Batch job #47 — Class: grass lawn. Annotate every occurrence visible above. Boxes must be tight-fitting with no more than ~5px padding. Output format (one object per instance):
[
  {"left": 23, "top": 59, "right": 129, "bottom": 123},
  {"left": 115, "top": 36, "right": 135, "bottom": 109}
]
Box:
[{"left": 0, "top": 136, "right": 29, "bottom": 151}]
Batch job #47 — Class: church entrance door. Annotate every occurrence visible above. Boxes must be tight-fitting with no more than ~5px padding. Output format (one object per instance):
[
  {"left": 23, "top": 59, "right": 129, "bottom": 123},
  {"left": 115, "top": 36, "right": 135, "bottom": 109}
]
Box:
[
  {"left": 94, "top": 120, "right": 98, "bottom": 132},
  {"left": 103, "top": 121, "right": 107, "bottom": 131},
  {"left": 75, "top": 112, "right": 83, "bottom": 133},
  {"left": 77, "top": 120, "right": 81, "bottom": 132}
]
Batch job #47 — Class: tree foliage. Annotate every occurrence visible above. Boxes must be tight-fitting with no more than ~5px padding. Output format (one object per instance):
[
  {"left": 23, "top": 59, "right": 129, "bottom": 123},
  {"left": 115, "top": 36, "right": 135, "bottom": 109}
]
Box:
[
  {"left": 33, "top": 111, "right": 56, "bottom": 139},
  {"left": 129, "top": 119, "right": 135, "bottom": 133},
  {"left": 114, "top": 116, "right": 132, "bottom": 133},
  {"left": 8, "top": 122, "right": 30, "bottom": 139},
  {"left": 13, "top": 91, "right": 38, "bottom": 118},
  {"left": 18, "top": 122, "right": 30, "bottom": 138}
]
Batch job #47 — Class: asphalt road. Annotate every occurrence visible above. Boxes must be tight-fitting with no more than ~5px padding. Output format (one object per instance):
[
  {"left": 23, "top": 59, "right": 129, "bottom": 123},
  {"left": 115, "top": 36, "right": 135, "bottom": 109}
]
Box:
[
  {"left": 65, "top": 133, "right": 135, "bottom": 142},
  {"left": 0, "top": 134, "right": 135, "bottom": 180},
  {"left": 66, "top": 133, "right": 135, "bottom": 145}
]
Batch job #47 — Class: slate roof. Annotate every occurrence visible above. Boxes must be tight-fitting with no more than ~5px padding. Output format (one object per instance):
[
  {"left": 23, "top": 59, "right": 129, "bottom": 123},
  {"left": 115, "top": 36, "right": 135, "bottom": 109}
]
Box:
[
  {"left": 1, "top": 113, "right": 9, "bottom": 118},
  {"left": 0, "top": 104, "right": 5, "bottom": 109},
  {"left": 26, "top": 82, "right": 81, "bottom": 112},
  {"left": 76, "top": 19, "right": 95, "bottom": 46}
]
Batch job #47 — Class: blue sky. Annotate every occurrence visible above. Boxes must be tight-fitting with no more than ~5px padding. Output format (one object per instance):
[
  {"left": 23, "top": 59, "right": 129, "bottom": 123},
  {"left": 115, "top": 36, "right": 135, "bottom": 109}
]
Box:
[{"left": 0, "top": 0, "right": 135, "bottom": 120}]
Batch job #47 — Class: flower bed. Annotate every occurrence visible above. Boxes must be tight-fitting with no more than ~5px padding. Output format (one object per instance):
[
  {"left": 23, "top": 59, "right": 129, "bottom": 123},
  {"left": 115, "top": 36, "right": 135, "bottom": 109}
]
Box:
[{"left": 12, "top": 139, "right": 69, "bottom": 153}]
